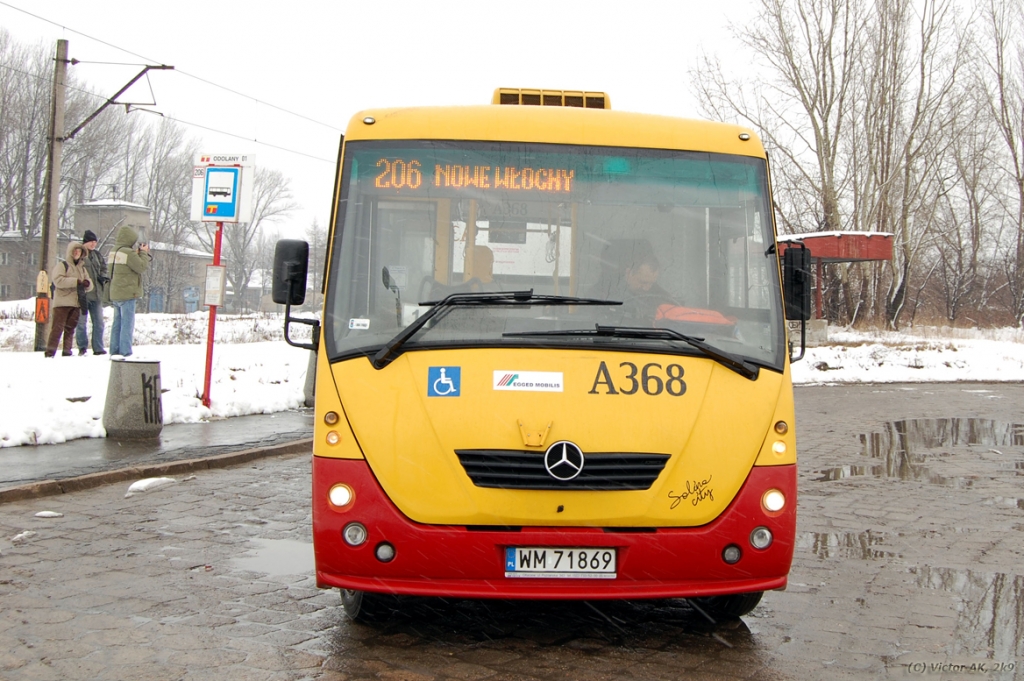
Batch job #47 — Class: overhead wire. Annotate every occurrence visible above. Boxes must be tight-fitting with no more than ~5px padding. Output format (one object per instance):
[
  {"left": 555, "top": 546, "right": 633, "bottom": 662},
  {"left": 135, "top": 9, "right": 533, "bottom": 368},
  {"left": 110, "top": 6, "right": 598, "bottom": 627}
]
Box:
[
  {"left": 136, "top": 110, "right": 335, "bottom": 164},
  {"left": 0, "top": 61, "right": 334, "bottom": 164},
  {"left": 0, "top": 0, "right": 346, "bottom": 143}
]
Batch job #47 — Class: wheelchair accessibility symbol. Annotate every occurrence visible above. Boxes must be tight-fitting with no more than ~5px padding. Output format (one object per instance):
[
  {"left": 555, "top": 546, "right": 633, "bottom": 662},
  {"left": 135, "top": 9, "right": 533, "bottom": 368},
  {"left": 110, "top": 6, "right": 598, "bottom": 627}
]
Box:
[{"left": 427, "top": 366, "right": 461, "bottom": 397}]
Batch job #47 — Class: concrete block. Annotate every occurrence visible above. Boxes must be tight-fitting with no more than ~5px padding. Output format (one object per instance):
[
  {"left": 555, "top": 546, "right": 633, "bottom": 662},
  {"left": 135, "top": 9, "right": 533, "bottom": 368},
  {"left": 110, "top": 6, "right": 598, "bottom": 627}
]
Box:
[{"left": 102, "top": 358, "right": 163, "bottom": 439}]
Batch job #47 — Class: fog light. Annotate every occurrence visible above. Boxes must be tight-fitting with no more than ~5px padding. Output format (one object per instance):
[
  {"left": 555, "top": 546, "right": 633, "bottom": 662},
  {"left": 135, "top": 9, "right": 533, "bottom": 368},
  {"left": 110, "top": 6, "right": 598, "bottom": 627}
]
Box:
[
  {"left": 328, "top": 484, "right": 353, "bottom": 508},
  {"left": 375, "top": 542, "right": 396, "bottom": 563},
  {"left": 326, "top": 430, "right": 341, "bottom": 445},
  {"left": 342, "top": 522, "right": 367, "bottom": 546},
  {"left": 772, "top": 440, "right": 787, "bottom": 455},
  {"left": 324, "top": 411, "right": 340, "bottom": 425},
  {"left": 722, "top": 544, "right": 742, "bottom": 564},
  {"left": 750, "top": 526, "right": 773, "bottom": 549},
  {"left": 762, "top": 489, "right": 786, "bottom": 513},
  {"left": 774, "top": 420, "right": 788, "bottom": 434}
]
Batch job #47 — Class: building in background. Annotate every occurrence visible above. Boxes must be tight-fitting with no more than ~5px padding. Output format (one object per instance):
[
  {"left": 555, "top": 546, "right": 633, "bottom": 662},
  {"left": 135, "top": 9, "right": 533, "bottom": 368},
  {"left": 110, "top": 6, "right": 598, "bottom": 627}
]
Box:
[
  {"left": 0, "top": 231, "right": 73, "bottom": 301},
  {"left": 147, "top": 241, "right": 213, "bottom": 313}
]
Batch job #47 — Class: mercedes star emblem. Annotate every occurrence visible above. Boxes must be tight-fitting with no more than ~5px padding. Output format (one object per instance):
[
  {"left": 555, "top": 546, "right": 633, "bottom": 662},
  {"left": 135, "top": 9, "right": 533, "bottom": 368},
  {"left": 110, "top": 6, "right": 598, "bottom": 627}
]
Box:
[{"left": 544, "top": 441, "right": 585, "bottom": 481}]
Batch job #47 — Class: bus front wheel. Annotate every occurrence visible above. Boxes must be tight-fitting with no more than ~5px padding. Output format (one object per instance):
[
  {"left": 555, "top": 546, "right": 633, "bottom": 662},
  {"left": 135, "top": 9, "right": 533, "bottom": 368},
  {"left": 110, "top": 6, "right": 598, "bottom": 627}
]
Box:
[
  {"left": 339, "top": 589, "right": 396, "bottom": 622},
  {"left": 690, "top": 591, "right": 763, "bottom": 619}
]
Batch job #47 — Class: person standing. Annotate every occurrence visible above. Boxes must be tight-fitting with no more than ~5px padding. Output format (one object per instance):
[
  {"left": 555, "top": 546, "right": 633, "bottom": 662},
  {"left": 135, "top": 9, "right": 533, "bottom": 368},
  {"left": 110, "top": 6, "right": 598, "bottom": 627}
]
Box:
[
  {"left": 75, "top": 230, "right": 108, "bottom": 355},
  {"left": 45, "top": 241, "right": 93, "bottom": 357},
  {"left": 107, "top": 226, "right": 151, "bottom": 357}
]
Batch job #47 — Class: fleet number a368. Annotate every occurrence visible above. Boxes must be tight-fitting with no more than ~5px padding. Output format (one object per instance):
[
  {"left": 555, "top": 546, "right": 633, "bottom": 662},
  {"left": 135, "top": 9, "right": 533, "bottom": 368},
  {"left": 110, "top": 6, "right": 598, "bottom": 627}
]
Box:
[{"left": 589, "top": 361, "right": 687, "bottom": 396}]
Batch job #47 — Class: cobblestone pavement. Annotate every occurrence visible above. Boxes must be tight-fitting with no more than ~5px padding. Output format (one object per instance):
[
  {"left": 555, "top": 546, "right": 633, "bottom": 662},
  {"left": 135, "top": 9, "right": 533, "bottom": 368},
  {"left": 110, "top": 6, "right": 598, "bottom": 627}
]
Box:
[{"left": 1, "top": 383, "right": 1022, "bottom": 680}]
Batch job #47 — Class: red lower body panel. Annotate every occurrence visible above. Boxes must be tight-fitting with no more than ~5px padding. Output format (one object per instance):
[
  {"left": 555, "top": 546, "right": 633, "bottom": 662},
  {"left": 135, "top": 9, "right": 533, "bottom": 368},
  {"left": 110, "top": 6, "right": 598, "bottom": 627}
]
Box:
[{"left": 313, "top": 457, "right": 796, "bottom": 600}]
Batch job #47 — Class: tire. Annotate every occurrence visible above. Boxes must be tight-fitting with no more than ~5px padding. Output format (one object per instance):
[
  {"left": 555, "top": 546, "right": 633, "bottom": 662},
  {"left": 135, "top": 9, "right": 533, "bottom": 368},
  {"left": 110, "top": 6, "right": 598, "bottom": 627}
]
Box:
[
  {"left": 339, "top": 589, "right": 397, "bottom": 623},
  {"left": 690, "top": 591, "right": 764, "bottom": 620}
]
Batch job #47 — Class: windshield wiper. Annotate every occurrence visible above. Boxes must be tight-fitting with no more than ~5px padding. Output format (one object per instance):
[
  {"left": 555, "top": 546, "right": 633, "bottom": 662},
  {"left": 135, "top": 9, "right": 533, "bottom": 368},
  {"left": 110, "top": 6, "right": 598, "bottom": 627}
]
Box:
[
  {"left": 371, "top": 290, "right": 621, "bottom": 369},
  {"left": 504, "top": 324, "right": 760, "bottom": 380}
]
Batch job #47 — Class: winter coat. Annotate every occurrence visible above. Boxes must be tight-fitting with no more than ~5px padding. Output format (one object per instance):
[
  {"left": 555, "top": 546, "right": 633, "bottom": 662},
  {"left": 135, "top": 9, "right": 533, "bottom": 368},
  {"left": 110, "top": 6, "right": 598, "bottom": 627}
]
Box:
[
  {"left": 107, "top": 226, "right": 151, "bottom": 302},
  {"left": 82, "top": 247, "right": 108, "bottom": 303},
  {"left": 50, "top": 242, "right": 93, "bottom": 309}
]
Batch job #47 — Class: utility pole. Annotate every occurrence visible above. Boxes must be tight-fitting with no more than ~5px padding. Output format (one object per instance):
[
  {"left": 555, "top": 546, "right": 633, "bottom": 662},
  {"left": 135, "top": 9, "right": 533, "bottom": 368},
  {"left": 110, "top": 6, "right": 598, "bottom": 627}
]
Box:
[
  {"left": 34, "top": 39, "right": 69, "bottom": 352},
  {"left": 32, "top": 40, "right": 173, "bottom": 352}
]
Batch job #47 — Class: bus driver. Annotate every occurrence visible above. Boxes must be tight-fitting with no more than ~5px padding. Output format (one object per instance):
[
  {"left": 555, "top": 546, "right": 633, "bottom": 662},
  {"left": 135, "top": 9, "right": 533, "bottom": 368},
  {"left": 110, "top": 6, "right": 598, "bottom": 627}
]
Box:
[{"left": 588, "top": 239, "right": 677, "bottom": 325}]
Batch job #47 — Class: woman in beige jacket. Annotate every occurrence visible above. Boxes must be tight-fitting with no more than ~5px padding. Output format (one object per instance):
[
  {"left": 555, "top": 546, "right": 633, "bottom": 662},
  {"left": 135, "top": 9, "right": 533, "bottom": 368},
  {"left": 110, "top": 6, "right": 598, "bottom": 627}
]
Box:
[{"left": 46, "top": 242, "right": 93, "bottom": 357}]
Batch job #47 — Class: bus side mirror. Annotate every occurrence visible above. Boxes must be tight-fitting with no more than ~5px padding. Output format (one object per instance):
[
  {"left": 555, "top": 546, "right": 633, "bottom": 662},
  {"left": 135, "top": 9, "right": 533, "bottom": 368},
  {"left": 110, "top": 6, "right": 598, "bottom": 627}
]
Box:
[
  {"left": 273, "top": 239, "right": 309, "bottom": 305},
  {"left": 782, "top": 246, "right": 811, "bottom": 321}
]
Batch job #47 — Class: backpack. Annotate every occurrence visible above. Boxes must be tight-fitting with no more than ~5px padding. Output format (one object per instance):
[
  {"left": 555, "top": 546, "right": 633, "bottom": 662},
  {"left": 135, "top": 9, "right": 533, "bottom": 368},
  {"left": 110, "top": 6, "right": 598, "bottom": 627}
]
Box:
[{"left": 101, "top": 249, "right": 123, "bottom": 307}]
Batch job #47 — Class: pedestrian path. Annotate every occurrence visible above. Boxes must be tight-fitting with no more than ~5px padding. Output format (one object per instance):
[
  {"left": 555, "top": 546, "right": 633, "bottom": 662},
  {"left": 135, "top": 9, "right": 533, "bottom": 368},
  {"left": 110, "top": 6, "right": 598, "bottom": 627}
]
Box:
[{"left": 0, "top": 409, "right": 313, "bottom": 499}]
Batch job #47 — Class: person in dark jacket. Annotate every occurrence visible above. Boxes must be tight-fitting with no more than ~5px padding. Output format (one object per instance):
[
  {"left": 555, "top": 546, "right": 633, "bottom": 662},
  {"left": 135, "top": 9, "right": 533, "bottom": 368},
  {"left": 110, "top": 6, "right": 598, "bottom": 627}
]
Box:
[
  {"left": 75, "top": 230, "right": 108, "bottom": 355},
  {"left": 106, "top": 226, "right": 151, "bottom": 357},
  {"left": 46, "top": 241, "right": 93, "bottom": 357},
  {"left": 586, "top": 239, "right": 676, "bottom": 325}
]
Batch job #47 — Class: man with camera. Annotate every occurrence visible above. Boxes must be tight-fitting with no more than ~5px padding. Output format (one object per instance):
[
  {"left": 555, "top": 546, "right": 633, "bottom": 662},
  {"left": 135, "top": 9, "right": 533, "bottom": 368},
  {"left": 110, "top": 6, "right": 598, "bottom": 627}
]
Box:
[{"left": 106, "top": 226, "right": 152, "bottom": 357}]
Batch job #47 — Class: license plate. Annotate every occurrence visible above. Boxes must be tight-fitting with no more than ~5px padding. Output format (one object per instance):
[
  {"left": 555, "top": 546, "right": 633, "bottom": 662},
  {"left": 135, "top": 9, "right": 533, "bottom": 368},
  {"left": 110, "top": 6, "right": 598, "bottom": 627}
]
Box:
[{"left": 504, "top": 547, "right": 617, "bottom": 579}]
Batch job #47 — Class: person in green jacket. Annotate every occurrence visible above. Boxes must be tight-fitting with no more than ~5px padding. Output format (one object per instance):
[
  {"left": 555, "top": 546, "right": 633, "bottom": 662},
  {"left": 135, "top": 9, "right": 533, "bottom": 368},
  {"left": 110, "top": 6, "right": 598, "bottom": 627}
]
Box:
[{"left": 106, "top": 226, "right": 152, "bottom": 357}]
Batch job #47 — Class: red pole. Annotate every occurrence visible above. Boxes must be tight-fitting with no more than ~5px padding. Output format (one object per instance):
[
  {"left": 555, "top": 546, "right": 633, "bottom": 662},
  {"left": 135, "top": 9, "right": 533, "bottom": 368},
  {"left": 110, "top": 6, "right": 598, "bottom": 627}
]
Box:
[
  {"left": 815, "top": 258, "right": 824, "bottom": 320},
  {"left": 202, "top": 222, "right": 224, "bottom": 408}
]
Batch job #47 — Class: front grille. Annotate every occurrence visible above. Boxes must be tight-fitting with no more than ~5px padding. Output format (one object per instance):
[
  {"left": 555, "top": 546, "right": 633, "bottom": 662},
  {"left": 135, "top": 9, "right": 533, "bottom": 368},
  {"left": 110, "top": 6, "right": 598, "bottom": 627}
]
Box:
[{"left": 455, "top": 449, "right": 670, "bottom": 490}]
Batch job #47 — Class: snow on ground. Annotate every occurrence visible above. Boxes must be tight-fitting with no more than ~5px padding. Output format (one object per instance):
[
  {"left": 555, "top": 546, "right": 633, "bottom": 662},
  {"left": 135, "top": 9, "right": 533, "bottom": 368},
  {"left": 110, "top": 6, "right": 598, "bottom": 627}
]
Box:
[
  {"left": 2, "top": 297, "right": 1024, "bottom": 448},
  {"left": 1, "top": 299, "right": 311, "bottom": 447},
  {"left": 793, "top": 327, "right": 1024, "bottom": 385}
]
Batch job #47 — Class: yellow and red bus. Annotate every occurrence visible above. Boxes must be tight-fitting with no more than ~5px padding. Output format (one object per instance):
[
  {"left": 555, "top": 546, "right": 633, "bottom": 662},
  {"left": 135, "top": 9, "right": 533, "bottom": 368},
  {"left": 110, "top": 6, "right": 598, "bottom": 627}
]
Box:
[{"left": 273, "top": 88, "right": 810, "bottom": 621}]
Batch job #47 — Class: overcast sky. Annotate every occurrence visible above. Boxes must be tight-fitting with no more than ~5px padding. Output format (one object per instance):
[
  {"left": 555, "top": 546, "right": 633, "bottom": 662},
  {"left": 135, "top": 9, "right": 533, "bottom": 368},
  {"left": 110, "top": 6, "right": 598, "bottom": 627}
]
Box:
[{"left": 1, "top": 0, "right": 753, "bottom": 238}]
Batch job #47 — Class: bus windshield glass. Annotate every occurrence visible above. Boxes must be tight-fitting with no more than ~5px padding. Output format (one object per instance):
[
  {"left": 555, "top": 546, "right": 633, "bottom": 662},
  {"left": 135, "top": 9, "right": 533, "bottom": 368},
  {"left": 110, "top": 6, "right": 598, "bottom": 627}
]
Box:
[{"left": 325, "top": 141, "right": 785, "bottom": 370}]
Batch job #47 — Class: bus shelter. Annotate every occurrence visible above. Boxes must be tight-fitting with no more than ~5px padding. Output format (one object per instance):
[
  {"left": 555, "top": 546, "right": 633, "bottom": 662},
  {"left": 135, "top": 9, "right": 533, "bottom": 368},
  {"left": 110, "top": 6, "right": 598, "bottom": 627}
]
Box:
[{"left": 777, "top": 231, "right": 894, "bottom": 320}]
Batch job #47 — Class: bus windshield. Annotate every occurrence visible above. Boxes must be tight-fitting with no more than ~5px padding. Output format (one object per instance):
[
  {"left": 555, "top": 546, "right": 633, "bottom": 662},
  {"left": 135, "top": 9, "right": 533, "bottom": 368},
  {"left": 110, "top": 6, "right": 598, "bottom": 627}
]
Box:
[{"left": 325, "top": 140, "right": 785, "bottom": 370}]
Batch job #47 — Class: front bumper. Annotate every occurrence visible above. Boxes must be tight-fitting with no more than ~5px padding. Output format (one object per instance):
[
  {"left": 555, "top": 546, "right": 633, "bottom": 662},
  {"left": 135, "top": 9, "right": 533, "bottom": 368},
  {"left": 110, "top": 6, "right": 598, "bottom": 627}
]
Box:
[{"left": 313, "top": 456, "right": 796, "bottom": 600}]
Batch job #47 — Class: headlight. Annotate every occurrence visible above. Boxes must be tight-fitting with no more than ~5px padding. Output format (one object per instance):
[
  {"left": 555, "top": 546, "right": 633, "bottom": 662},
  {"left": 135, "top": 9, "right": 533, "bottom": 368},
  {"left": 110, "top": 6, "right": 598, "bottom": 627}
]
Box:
[
  {"left": 762, "top": 489, "right": 786, "bottom": 513},
  {"left": 328, "top": 484, "right": 353, "bottom": 508}
]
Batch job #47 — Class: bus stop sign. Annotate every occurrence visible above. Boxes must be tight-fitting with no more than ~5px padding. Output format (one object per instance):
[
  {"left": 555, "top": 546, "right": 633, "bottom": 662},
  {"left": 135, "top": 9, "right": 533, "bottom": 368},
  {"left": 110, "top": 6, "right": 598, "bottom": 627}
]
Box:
[{"left": 190, "top": 154, "right": 255, "bottom": 223}]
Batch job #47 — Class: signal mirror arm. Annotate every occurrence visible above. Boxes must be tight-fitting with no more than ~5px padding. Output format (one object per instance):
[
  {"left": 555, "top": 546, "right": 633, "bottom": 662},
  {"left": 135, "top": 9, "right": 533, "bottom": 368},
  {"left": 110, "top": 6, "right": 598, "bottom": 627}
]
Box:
[{"left": 283, "top": 275, "right": 320, "bottom": 352}]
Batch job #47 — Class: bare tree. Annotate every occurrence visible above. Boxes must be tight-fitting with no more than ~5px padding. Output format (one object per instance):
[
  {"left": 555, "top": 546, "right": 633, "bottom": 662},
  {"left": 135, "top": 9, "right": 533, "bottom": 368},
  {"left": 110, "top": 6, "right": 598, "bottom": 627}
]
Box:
[
  {"left": 691, "top": 0, "right": 867, "bottom": 323},
  {"left": 137, "top": 118, "right": 200, "bottom": 312},
  {"left": 692, "top": 0, "right": 864, "bottom": 235},
  {"left": 853, "top": 0, "right": 968, "bottom": 328},
  {"left": 0, "top": 34, "right": 54, "bottom": 238},
  {"left": 304, "top": 218, "right": 328, "bottom": 312},
  {"left": 979, "top": 0, "right": 1024, "bottom": 324},
  {"left": 930, "top": 70, "right": 1002, "bottom": 323}
]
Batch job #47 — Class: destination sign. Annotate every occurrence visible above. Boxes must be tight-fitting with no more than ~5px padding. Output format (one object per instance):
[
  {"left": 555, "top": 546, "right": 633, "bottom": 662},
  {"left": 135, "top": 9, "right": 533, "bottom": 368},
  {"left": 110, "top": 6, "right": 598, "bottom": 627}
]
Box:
[{"left": 373, "top": 158, "right": 575, "bottom": 194}]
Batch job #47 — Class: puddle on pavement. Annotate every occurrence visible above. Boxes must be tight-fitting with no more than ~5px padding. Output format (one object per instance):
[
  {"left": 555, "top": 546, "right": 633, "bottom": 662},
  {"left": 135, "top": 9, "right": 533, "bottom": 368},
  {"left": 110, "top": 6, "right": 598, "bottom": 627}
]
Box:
[
  {"left": 913, "top": 566, "right": 1024, "bottom": 661},
  {"left": 815, "top": 418, "right": 1024, "bottom": 486},
  {"left": 229, "top": 537, "right": 314, "bottom": 577},
  {"left": 798, "top": 530, "right": 899, "bottom": 560}
]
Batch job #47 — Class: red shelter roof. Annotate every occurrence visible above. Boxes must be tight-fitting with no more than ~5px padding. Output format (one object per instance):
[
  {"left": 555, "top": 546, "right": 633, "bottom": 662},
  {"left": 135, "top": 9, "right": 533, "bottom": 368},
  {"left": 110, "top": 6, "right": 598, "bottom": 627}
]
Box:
[
  {"left": 776, "top": 231, "right": 894, "bottom": 320},
  {"left": 777, "top": 231, "right": 893, "bottom": 262}
]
